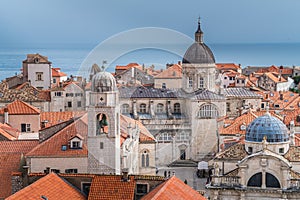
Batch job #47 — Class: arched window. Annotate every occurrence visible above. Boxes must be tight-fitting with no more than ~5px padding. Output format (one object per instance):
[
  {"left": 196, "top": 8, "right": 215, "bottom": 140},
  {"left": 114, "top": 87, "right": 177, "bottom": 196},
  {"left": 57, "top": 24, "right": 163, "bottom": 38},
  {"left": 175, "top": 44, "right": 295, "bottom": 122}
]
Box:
[
  {"left": 121, "top": 104, "right": 130, "bottom": 114},
  {"left": 96, "top": 113, "right": 109, "bottom": 135},
  {"left": 156, "top": 103, "right": 164, "bottom": 113},
  {"left": 247, "top": 172, "right": 281, "bottom": 188},
  {"left": 141, "top": 150, "right": 149, "bottom": 167},
  {"left": 139, "top": 104, "right": 147, "bottom": 113},
  {"left": 266, "top": 172, "right": 280, "bottom": 188},
  {"left": 247, "top": 172, "right": 262, "bottom": 187},
  {"left": 174, "top": 103, "right": 181, "bottom": 113},
  {"left": 198, "top": 104, "right": 219, "bottom": 119},
  {"left": 199, "top": 77, "right": 204, "bottom": 89}
]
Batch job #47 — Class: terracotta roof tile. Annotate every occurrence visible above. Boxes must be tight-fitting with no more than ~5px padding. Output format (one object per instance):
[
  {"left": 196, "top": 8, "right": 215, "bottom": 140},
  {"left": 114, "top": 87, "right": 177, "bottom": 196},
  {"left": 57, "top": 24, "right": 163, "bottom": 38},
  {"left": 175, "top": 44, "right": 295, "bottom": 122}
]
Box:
[
  {"left": 88, "top": 175, "right": 136, "bottom": 200},
  {"left": 142, "top": 175, "right": 206, "bottom": 200},
  {"left": 256, "top": 91, "right": 298, "bottom": 110},
  {"left": 26, "top": 114, "right": 88, "bottom": 157},
  {"left": 120, "top": 115, "right": 155, "bottom": 143},
  {"left": 52, "top": 68, "right": 67, "bottom": 77},
  {"left": 40, "top": 111, "right": 86, "bottom": 128},
  {"left": 6, "top": 173, "right": 86, "bottom": 200},
  {"left": 216, "top": 63, "right": 241, "bottom": 71},
  {"left": 0, "top": 140, "right": 38, "bottom": 199},
  {"left": 0, "top": 100, "right": 40, "bottom": 115},
  {"left": 215, "top": 143, "right": 247, "bottom": 161},
  {"left": 155, "top": 64, "right": 182, "bottom": 79}
]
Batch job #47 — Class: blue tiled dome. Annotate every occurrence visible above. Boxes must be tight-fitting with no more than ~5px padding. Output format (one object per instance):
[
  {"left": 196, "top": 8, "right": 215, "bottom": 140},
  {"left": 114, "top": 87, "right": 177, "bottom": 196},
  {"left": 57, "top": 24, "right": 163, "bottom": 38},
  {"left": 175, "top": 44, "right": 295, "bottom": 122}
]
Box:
[{"left": 245, "top": 113, "right": 289, "bottom": 143}]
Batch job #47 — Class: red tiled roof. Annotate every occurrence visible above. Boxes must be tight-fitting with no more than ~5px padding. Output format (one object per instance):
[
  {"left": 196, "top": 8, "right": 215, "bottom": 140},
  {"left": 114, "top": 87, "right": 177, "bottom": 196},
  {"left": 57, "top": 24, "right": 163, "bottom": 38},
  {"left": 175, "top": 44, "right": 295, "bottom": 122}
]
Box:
[
  {"left": 264, "top": 72, "right": 287, "bottom": 83},
  {"left": 52, "top": 68, "right": 67, "bottom": 77},
  {"left": 26, "top": 114, "right": 88, "bottom": 157},
  {"left": 142, "top": 176, "right": 206, "bottom": 200},
  {"left": 88, "top": 175, "right": 136, "bottom": 200},
  {"left": 6, "top": 173, "right": 86, "bottom": 200},
  {"left": 120, "top": 115, "right": 155, "bottom": 143},
  {"left": 0, "top": 100, "right": 40, "bottom": 115},
  {"left": 0, "top": 123, "right": 18, "bottom": 140},
  {"left": 219, "top": 111, "right": 283, "bottom": 136},
  {"left": 155, "top": 64, "right": 182, "bottom": 79},
  {"left": 0, "top": 140, "right": 38, "bottom": 199},
  {"left": 256, "top": 91, "right": 298, "bottom": 110},
  {"left": 216, "top": 63, "right": 241, "bottom": 71},
  {"left": 116, "top": 63, "right": 139, "bottom": 70},
  {"left": 40, "top": 111, "right": 86, "bottom": 128}
]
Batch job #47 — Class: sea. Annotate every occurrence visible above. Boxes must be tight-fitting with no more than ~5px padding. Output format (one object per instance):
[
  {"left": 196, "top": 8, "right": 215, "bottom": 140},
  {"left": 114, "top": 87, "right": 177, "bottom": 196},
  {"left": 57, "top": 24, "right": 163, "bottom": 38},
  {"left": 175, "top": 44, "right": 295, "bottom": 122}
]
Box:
[{"left": 0, "top": 43, "right": 300, "bottom": 81}]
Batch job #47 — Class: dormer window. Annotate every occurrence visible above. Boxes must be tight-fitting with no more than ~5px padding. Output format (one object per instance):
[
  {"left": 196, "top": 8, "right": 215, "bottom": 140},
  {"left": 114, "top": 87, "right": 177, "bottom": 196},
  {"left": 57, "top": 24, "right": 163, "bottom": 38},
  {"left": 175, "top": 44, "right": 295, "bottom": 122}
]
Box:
[{"left": 69, "top": 134, "right": 84, "bottom": 149}]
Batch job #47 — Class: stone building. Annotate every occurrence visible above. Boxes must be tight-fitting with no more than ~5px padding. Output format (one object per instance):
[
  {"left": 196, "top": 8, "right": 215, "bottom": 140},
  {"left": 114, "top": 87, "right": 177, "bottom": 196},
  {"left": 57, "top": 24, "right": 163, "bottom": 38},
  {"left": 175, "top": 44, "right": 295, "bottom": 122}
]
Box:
[
  {"left": 207, "top": 112, "right": 300, "bottom": 199},
  {"left": 22, "top": 54, "right": 52, "bottom": 90},
  {"left": 119, "top": 20, "right": 226, "bottom": 170}
]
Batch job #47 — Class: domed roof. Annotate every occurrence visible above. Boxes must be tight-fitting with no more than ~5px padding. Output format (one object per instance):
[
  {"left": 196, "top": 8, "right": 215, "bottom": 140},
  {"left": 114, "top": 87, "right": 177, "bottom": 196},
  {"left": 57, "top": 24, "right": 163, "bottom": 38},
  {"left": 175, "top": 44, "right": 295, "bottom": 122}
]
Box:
[
  {"left": 91, "top": 71, "right": 117, "bottom": 92},
  {"left": 182, "top": 43, "right": 215, "bottom": 64},
  {"left": 245, "top": 113, "right": 289, "bottom": 143},
  {"left": 182, "top": 20, "right": 215, "bottom": 64}
]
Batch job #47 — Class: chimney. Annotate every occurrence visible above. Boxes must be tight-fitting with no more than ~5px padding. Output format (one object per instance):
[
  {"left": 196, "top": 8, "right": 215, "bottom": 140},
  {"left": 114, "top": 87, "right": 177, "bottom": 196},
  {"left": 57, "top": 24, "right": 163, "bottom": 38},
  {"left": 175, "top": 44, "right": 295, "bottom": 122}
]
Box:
[
  {"left": 44, "top": 167, "right": 50, "bottom": 174},
  {"left": 279, "top": 92, "right": 284, "bottom": 100},
  {"left": 4, "top": 107, "right": 8, "bottom": 124},
  {"left": 121, "top": 168, "right": 129, "bottom": 182}
]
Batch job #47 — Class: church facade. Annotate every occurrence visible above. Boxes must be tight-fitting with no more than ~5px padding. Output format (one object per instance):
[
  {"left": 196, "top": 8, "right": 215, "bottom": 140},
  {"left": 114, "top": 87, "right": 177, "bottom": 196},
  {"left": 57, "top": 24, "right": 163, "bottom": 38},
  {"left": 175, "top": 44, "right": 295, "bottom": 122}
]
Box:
[{"left": 119, "top": 20, "right": 226, "bottom": 167}]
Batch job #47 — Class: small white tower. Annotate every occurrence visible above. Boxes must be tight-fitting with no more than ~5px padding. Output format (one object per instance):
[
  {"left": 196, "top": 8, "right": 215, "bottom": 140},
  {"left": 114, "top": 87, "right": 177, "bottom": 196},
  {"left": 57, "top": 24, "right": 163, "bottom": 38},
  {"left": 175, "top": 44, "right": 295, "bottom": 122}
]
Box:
[{"left": 87, "top": 69, "right": 120, "bottom": 174}]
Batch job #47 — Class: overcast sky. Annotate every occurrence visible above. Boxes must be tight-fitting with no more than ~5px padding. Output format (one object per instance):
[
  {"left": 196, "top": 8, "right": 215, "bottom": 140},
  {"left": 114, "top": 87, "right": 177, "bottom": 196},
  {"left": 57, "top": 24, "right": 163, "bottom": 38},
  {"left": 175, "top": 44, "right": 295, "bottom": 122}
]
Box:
[{"left": 1, "top": 0, "right": 300, "bottom": 46}]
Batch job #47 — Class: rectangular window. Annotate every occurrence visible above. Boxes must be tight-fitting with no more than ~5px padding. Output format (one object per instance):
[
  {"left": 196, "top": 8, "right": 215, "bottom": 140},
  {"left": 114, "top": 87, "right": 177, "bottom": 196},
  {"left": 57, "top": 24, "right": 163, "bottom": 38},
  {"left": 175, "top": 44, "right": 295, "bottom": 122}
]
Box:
[
  {"left": 72, "top": 141, "right": 80, "bottom": 149},
  {"left": 136, "top": 184, "right": 148, "bottom": 194},
  {"left": 199, "top": 77, "right": 204, "bottom": 89},
  {"left": 66, "top": 93, "right": 74, "bottom": 97},
  {"left": 21, "top": 123, "right": 31, "bottom": 132},
  {"left": 261, "top": 103, "right": 265, "bottom": 109},
  {"left": 65, "top": 169, "right": 78, "bottom": 173},
  {"left": 53, "top": 78, "right": 56, "bottom": 84},
  {"left": 162, "top": 83, "right": 166, "bottom": 89},
  {"left": 188, "top": 77, "right": 193, "bottom": 88},
  {"left": 67, "top": 101, "right": 72, "bottom": 108},
  {"left": 75, "top": 93, "right": 83, "bottom": 97},
  {"left": 226, "top": 102, "right": 231, "bottom": 112},
  {"left": 77, "top": 101, "right": 82, "bottom": 107},
  {"left": 279, "top": 148, "right": 284, "bottom": 154},
  {"left": 55, "top": 92, "right": 62, "bottom": 96},
  {"left": 36, "top": 72, "right": 43, "bottom": 81}
]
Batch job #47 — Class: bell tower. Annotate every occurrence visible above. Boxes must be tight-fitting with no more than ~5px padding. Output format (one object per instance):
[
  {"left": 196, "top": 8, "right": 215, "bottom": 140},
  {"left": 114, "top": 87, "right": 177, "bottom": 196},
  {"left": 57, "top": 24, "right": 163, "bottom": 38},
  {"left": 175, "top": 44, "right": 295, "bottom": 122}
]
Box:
[{"left": 87, "top": 69, "right": 120, "bottom": 174}]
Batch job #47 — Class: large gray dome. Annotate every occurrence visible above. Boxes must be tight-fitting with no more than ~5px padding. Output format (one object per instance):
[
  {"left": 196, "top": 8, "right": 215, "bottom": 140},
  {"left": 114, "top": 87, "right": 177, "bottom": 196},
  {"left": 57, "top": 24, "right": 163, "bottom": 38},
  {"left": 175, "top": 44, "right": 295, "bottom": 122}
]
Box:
[
  {"left": 182, "top": 20, "right": 215, "bottom": 64},
  {"left": 245, "top": 113, "right": 289, "bottom": 143},
  {"left": 182, "top": 43, "right": 215, "bottom": 64}
]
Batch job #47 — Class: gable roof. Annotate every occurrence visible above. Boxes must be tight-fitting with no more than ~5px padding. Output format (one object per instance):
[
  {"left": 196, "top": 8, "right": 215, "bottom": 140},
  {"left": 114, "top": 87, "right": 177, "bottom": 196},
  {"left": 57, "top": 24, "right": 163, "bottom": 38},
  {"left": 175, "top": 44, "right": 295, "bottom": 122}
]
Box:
[
  {"left": 88, "top": 175, "right": 136, "bottom": 200},
  {"left": 142, "top": 175, "right": 206, "bottom": 200},
  {"left": 22, "top": 53, "right": 51, "bottom": 64},
  {"left": 0, "top": 100, "right": 40, "bottom": 115},
  {"left": 0, "top": 123, "right": 19, "bottom": 140},
  {"left": 155, "top": 64, "right": 182, "bottom": 79},
  {"left": 120, "top": 115, "right": 155, "bottom": 144},
  {"left": 40, "top": 111, "right": 86, "bottom": 128},
  {"left": 0, "top": 140, "right": 38, "bottom": 199},
  {"left": 52, "top": 68, "right": 67, "bottom": 77},
  {"left": 26, "top": 114, "right": 88, "bottom": 158},
  {"left": 6, "top": 173, "right": 86, "bottom": 200}
]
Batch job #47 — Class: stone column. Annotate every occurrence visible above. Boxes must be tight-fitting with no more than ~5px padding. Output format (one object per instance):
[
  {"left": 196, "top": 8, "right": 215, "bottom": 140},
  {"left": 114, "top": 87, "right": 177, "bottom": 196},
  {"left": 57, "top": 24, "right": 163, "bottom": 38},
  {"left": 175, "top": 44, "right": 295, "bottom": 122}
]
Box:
[
  {"left": 133, "top": 100, "right": 138, "bottom": 119},
  {"left": 262, "top": 169, "right": 266, "bottom": 189},
  {"left": 150, "top": 100, "right": 155, "bottom": 118}
]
